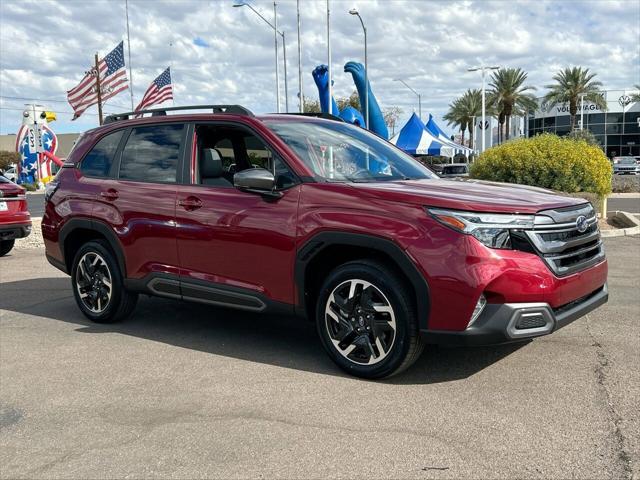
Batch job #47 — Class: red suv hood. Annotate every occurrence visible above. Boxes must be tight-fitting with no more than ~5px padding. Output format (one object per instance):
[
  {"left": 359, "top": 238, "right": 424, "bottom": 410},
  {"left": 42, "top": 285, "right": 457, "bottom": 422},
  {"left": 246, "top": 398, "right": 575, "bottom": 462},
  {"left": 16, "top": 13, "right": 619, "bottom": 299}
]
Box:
[{"left": 349, "top": 178, "right": 587, "bottom": 214}]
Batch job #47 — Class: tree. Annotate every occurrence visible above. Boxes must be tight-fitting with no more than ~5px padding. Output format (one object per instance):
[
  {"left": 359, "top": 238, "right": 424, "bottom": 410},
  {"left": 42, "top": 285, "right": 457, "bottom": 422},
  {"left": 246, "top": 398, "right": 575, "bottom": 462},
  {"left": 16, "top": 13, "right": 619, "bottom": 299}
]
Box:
[
  {"left": 383, "top": 106, "right": 403, "bottom": 136},
  {"left": 0, "top": 151, "right": 20, "bottom": 171},
  {"left": 631, "top": 84, "right": 640, "bottom": 103},
  {"left": 303, "top": 98, "right": 321, "bottom": 113},
  {"left": 566, "top": 129, "right": 601, "bottom": 146},
  {"left": 336, "top": 91, "right": 360, "bottom": 112},
  {"left": 543, "top": 67, "right": 607, "bottom": 132},
  {"left": 443, "top": 89, "right": 482, "bottom": 147},
  {"left": 487, "top": 67, "right": 537, "bottom": 142}
]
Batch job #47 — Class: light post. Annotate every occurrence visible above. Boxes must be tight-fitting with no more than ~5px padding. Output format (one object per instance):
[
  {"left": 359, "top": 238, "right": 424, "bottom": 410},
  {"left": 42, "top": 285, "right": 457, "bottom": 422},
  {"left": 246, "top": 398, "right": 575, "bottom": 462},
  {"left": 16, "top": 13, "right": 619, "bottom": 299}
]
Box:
[
  {"left": 467, "top": 65, "right": 500, "bottom": 153},
  {"left": 580, "top": 94, "right": 585, "bottom": 131},
  {"left": 297, "top": 0, "right": 303, "bottom": 112},
  {"left": 233, "top": 2, "right": 288, "bottom": 112},
  {"left": 394, "top": 78, "right": 422, "bottom": 120},
  {"left": 349, "top": 8, "right": 367, "bottom": 128}
]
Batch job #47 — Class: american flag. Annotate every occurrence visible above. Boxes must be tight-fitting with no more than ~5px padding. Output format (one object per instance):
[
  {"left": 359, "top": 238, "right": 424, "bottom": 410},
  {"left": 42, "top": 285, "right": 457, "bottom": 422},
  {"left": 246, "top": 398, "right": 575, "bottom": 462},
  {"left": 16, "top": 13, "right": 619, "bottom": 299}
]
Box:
[
  {"left": 67, "top": 41, "right": 129, "bottom": 120},
  {"left": 135, "top": 67, "right": 173, "bottom": 113}
]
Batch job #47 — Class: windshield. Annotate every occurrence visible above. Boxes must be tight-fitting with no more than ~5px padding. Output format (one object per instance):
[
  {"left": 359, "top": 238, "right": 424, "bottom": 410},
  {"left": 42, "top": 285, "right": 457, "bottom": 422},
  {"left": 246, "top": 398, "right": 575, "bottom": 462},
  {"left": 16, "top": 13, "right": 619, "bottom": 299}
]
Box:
[
  {"left": 265, "top": 120, "right": 436, "bottom": 182},
  {"left": 619, "top": 158, "right": 636, "bottom": 164}
]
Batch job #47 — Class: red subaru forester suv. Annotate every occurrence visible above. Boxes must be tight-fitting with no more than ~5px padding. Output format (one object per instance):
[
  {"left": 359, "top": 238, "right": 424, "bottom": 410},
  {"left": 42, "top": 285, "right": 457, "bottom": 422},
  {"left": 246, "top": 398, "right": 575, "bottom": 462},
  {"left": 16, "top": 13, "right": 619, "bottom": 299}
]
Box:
[{"left": 43, "top": 105, "right": 608, "bottom": 378}]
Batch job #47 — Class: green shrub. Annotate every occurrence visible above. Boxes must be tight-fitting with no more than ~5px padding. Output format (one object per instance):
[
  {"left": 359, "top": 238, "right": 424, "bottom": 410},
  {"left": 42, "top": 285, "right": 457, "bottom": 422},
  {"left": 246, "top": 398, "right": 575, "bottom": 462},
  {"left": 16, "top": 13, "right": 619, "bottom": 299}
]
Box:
[
  {"left": 470, "top": 133, "right": 612, "bottom": 197},
  {"left": 20, "top": 183, "right": 37, "bottom": 192}
]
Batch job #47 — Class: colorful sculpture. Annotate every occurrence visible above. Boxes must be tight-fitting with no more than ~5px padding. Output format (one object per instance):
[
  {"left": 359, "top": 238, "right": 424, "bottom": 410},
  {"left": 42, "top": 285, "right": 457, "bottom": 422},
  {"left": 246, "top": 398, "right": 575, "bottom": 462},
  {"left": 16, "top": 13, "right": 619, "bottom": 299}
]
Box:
[
  {"left": 312, "top": 61, "right": 389, "bottom": 140},
  {"left": 16, "top": 106, "right": 58, "bottom": 185}
]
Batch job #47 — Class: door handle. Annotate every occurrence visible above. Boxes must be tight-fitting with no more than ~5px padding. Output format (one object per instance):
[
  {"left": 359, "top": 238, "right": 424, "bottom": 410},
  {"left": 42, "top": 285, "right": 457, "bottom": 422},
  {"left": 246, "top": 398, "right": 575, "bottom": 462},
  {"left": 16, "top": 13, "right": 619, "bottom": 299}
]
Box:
[
  {"left": 100, "top": 189, "right": 119, "bottom": 201},
  {"left": 178, "top": 196, "right": 202, "bottom": 210}
]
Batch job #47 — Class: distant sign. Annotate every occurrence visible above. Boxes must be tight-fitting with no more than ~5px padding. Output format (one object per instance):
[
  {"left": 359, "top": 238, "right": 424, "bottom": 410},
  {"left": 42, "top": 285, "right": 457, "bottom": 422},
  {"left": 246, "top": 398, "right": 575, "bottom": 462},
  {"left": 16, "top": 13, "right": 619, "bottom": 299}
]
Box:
[{"left": 27, "top": 125, "right": 44, "bottom": 153}]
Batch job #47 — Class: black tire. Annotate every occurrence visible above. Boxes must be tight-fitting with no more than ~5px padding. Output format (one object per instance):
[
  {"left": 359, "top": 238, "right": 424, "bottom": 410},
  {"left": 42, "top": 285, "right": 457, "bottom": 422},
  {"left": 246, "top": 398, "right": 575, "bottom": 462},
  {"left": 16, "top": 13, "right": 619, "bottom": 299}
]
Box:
[
  {"left": 0, "top": 239, "right": 15, "bottom": 257},
  {"left": 315, "top": 260, "right": 424, "bottom": 379},
  {"left": 71, "top": 240, "right": 138, "bottom": 323}
]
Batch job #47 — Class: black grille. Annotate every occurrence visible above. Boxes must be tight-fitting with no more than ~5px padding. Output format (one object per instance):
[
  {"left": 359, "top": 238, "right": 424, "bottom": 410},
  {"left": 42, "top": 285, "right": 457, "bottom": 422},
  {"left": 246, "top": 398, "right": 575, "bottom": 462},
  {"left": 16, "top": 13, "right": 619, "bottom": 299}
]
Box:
[
  {"left": 515, "top": 315, "right": 548, "bottom": 330},
  {"left": 522, "top": 204, "right": 605, "bottom": 276}
]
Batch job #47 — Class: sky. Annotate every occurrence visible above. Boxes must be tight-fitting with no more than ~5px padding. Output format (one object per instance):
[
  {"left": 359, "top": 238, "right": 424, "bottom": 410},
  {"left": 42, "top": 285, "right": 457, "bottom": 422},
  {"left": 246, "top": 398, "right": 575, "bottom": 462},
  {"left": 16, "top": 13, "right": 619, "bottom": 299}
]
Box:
[{"left": 0, "top": 0, "right": 639, "bottom": 136}]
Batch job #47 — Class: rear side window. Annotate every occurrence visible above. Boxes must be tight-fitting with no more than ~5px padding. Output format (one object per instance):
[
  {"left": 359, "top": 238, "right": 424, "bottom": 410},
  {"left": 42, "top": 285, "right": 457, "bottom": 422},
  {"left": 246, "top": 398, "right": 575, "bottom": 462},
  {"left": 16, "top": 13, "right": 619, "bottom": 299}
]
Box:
[
  {"left": 79, "top": 130, "right": 124, "bottom": 177},
  {"left": 119, "top": 124, "right": 183, "bottom": 183}
]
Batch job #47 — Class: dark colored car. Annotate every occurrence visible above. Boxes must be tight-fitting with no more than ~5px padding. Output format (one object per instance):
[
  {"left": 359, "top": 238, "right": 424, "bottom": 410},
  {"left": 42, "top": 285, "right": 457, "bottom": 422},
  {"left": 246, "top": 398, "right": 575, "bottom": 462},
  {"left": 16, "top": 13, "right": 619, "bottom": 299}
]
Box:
[
  {"left": 42, "top": 105, "right": 608, "bottom": 379},
  {"left": 0, "top": 175, "right": 31, "bottom": 256}
]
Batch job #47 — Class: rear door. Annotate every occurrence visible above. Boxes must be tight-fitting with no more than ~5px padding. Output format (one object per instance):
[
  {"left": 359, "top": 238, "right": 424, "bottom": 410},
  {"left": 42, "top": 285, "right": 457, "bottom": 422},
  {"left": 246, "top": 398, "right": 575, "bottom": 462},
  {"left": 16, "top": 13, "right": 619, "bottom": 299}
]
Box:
[
  {"left": 174, "top": 122, "right": 301, "bottom": 308},
  {"left": 94, "top": 123, "right": 186, "bottom": 280}
]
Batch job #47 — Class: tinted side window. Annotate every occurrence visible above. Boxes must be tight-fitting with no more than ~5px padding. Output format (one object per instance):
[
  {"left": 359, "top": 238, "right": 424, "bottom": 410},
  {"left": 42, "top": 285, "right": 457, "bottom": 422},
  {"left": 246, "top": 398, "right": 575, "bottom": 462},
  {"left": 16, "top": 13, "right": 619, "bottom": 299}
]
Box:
[
  {"left": 80, "top": 130, "right": 124, "bottom": 177},
  {"left": 119, "top": 124, "right": 183, "bottom": 183}
]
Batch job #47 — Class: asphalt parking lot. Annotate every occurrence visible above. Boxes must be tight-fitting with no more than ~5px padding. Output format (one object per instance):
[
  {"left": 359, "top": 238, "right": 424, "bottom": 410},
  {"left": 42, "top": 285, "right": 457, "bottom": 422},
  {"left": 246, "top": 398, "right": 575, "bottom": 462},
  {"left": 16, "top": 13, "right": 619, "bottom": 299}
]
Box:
[{"left": 1, "top": 237, "right": 638, "bottom": 479}]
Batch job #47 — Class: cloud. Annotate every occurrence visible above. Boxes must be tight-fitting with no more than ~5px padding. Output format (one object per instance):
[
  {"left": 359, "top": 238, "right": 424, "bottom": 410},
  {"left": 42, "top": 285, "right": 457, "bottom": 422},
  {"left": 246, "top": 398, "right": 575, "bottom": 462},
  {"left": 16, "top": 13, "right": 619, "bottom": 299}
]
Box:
[{"left": 0, "top": 0, "right": 638, "bottom": 136}]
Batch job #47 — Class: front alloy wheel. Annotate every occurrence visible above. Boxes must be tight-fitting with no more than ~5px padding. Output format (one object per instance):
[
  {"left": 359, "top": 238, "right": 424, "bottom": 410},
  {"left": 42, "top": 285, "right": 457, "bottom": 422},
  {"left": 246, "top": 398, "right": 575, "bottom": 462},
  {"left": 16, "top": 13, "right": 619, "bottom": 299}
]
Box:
[
  {"left": 316, "top": 260, "right": 423, "bottom": 379},
  {"left": 324, "top": 279, "right": 397, "bottom": 365}
]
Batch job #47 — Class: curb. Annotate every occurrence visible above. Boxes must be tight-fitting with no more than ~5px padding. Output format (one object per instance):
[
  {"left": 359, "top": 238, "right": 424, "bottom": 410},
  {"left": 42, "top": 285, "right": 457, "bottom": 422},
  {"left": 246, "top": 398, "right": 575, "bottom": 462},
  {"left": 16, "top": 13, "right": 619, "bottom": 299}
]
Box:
[
  {"left": 601, "top": 211, "right": 640, "bottom": 238},
  {"left": 608, "top": 193, "right": 640, "bottom": 198}
]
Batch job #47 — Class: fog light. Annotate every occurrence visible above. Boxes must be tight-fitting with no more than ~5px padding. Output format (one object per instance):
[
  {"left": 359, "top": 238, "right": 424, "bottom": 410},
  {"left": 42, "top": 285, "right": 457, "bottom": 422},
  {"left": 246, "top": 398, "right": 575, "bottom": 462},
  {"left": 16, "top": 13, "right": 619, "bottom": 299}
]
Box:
[{"left": 468, "top": 294, "right": 487, "bottom": 328}]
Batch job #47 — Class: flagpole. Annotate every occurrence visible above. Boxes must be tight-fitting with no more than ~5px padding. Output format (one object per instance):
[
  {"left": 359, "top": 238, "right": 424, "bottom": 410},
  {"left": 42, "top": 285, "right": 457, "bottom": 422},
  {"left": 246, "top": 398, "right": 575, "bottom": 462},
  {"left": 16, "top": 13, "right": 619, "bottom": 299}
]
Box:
[
  {"left": 125, "top": 0, "right": 134, "bottom": 110},
  {"left": 94, "top": 53, "right": 103, "bottom": 125},
  {"left": 169, "top": 42, "right": 175, "bottom": 106}
]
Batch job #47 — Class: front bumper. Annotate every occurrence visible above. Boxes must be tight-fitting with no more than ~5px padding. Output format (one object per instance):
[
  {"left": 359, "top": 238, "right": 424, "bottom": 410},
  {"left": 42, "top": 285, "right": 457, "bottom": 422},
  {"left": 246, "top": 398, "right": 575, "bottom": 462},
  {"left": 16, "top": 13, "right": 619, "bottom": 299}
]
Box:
[
  {"left": 421, "top": 283, "right": 608, "bottom": 346},
  {"left": 0, "top": 222, "right": 31, "bottom": 241}
]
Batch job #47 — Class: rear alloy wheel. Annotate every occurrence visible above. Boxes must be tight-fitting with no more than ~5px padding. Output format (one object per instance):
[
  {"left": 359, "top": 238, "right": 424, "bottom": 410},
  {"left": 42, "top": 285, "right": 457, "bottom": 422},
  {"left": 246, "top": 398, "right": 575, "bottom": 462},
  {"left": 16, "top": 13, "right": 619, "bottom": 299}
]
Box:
[
  {"left": 71, "top": 240, "right": 138, "bottom": 323},
  {"left": 75, "top": 251, "right": 113, "bottom": 314},
  {"left": 316, "top": 260, "right": 423, "bottom": 379}
]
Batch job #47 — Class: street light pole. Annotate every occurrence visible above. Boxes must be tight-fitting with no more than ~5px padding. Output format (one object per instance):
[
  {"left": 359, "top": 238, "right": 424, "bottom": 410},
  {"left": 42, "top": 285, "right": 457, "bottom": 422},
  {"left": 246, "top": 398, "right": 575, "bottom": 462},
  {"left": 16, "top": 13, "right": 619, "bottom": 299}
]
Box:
[
  {"left": 234, "top": 2, "right": 289, "bottom": 112},
  {"left": 326, "top": 0, "right": 332, "bottom": 115},
  {"left": 468, "top": 65, "right": 500, "bottom": 153},
  {"left": 297, "top": 0, "right": 303, "bottom": 112},
  {"left": 580, "top": 94, "right": 585, "bottom": 131},
  {"left": 349, "top": 9, "right": 367, "bottom": 128},
  {"left": 393, "top": 78, "right": 422, "bottom": 120},
  {"left": 273, "top": 2, "right": 280, "bottom": 113}
]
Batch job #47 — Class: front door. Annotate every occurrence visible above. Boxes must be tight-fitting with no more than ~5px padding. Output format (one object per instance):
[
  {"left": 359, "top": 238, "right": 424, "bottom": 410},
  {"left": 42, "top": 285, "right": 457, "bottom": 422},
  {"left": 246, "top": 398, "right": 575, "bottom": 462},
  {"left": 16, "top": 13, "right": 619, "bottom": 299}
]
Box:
[{"left": 175, "top": 123, "right": 300, "bottom": 308}]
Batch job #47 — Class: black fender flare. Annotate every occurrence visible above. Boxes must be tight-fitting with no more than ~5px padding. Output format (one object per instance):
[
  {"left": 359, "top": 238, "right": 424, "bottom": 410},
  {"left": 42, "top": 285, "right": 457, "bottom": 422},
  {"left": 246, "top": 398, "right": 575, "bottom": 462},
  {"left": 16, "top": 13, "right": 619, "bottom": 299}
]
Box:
[
  {"left": 59, "top": 217, "right": 127, "bottom": 276},
  {"left": 294, "top": 231, "right": 431, "bottom": 330}
]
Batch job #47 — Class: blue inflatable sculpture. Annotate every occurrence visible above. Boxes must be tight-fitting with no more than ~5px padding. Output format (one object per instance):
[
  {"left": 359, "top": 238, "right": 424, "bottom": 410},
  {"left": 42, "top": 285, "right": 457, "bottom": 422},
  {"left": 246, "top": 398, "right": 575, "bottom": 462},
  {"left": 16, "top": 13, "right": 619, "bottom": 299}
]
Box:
[{"left": 312, "top": 62, "right": 389, "bottom": 140}]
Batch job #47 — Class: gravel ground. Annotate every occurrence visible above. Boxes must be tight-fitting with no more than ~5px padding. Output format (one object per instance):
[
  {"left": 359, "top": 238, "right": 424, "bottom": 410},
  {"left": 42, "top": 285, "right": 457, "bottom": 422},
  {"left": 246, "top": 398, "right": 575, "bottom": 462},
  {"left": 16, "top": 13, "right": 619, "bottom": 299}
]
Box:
[
  {"left": 14, "top": 219, "right": 43, "bottom": 250},
  {"left": 612, "top": 175, "right": 640, "bottom": 193}
]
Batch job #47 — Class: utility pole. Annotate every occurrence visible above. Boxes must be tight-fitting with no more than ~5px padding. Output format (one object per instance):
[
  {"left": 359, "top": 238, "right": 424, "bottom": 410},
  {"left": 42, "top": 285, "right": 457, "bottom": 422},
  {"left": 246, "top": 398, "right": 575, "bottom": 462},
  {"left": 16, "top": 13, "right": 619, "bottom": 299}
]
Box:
[{"left": 94, "top": 53, "right": 103, "bottom": 125}]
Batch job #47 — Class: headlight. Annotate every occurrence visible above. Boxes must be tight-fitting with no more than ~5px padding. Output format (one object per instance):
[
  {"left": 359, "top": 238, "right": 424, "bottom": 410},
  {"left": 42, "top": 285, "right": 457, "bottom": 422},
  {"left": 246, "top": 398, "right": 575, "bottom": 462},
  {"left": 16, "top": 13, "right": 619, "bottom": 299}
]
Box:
[{"left": 427, "top": 208, "right": 535, "bottom": 249}]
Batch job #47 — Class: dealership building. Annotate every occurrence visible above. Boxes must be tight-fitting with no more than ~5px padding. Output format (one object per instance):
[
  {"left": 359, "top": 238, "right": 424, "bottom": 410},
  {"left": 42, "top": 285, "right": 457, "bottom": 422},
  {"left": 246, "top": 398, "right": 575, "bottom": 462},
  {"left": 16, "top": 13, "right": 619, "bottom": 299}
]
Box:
[{"left": 527, "top": 89, "right": 640, "bottom": 158}]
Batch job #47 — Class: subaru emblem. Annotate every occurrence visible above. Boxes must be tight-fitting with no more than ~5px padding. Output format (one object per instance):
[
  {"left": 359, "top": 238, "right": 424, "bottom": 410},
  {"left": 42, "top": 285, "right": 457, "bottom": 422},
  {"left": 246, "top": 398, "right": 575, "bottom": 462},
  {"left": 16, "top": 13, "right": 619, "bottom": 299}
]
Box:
[{"left": 576, "top": 215, "right": 588, "bottom": 233}]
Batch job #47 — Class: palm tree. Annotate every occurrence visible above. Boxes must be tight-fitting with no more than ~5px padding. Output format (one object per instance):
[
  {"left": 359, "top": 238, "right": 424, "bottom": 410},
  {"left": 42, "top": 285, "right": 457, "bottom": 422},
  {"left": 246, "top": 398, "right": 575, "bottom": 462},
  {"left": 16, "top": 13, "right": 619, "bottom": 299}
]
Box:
[
  {"left": 487, "top": 67, "right": 537, "bottom": 142},
  {"left": 543, "top": 67, "right": 607, "bottom": 131},
  {"left": 444, "top": 89, "right": 482, "bottom": 147}
]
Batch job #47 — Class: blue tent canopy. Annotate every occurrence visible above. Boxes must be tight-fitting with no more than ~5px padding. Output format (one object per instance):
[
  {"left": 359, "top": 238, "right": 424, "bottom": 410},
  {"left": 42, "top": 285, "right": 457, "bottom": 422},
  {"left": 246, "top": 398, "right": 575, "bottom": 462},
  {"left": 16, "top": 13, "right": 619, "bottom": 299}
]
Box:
[
  {"left": 390, "top": 113, "right": 472, "bottom": 158},
  {"left": 425, "top": 114, "right": 474, "bottom": 155},
  {"left": 389, "top": 113, "right": 454, "bottom": 156}
]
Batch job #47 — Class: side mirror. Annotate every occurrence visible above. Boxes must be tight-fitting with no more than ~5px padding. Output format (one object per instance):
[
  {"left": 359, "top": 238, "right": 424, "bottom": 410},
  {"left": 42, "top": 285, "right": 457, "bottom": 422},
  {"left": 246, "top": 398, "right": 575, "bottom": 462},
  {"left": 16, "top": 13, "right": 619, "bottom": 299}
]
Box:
[{"left": 234, "top": 168, "right": 282, "bottom": 199}]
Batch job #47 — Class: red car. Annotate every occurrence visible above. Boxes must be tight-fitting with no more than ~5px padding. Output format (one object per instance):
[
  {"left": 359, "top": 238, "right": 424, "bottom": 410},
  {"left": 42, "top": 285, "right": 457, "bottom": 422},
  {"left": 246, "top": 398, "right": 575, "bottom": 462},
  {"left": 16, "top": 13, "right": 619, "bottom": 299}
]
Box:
[
  {"left": 0, "top": 175, "right": 31, "bottom": 257},
  {"left": 42, "top": 105, "right": 608, "bottom": 378}
]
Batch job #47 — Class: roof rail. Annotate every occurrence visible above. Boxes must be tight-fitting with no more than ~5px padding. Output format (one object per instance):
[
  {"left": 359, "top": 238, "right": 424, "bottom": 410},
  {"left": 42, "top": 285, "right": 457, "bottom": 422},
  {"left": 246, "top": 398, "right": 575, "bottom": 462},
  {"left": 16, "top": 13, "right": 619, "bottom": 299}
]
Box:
[
  {"left": 282, "top": 112, "right": 345, "bottom": 122},
  {"left": 104, "top": 104, "right": 254, "bottom": 124}
]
